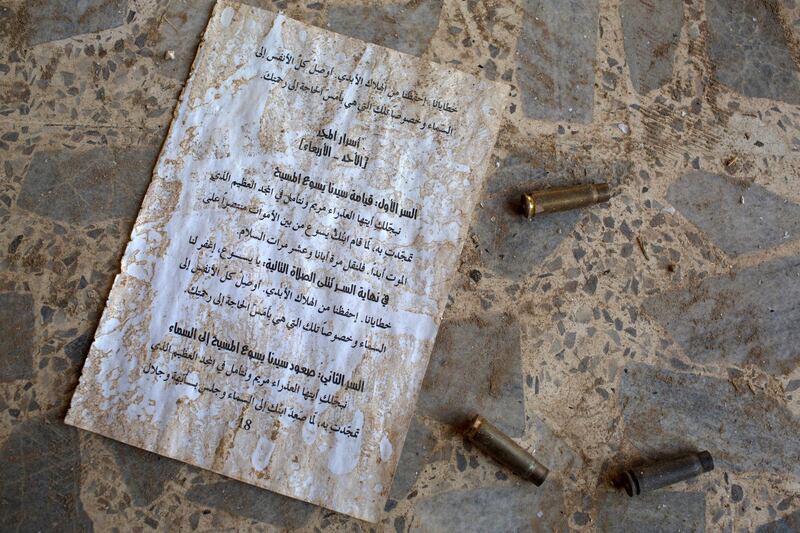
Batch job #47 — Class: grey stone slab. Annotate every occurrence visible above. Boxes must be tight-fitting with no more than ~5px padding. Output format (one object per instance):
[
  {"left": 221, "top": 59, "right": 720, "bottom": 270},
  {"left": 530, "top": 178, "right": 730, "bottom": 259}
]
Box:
[
  {"left": 185, "top": 477, "right": 315, "bottom": 529},
  {"left": 328, "top": 0, "right": 443, "bottom": 57},
  {"left": 389, "top": 415, "right": 437, "bottom": 500},
  {"left": 706, "top": 0, "right": 800, "bottom": 104},
  {"left": 596, "top": 490, "right": 706, "bottom": 533},
  {"left": 620, "top": 363, "right": 800, "bottom": 477},
  {"left": 528, "top": 412, "right": 582, "bottom": 474},
  {"left": 642, "top": 255, "right": 800, "bottom": 376},
  {"left": 473, "top": 154, "right": 582, "bottom": 280},
  {"left": 418, "top": 313, "right": 525, "bottom": 437},
  {"left": 516, "top": 0, "right": 598, "bottom": 122},
  {"left": 0, "top": 291, "right": 35, "bottom": 382},
  {"left": 668, "top": 172, "right": 800, "bottom": 257},
  {"left": 63, "top": 331, "right": 93, "bottom": 367},
  {"left": 620, "top": 0, "right": 683, "bottom": 94},
  {"left": 20, "top": 0, "right": 127, "bottom": 46},
  {"left": 475, "top": 155, "right": 628, "bottom": 279},
  {"left": 155, "top": 0, "right": 216, "bottom": 80},
  {"left": 0, "top": 420, "right": 93, "bottom": 532},
  {"left": 17, "top": 145, "right": 159, "bottom": 225},
  {"left": 756, "top": 510, "right": 800, "bottom": 533},
  {"left": 107, "top": 439, "right": 182, "bottom": 507},
  {"left": 411, "top": 483, "right": 566, "bottom": 532}
]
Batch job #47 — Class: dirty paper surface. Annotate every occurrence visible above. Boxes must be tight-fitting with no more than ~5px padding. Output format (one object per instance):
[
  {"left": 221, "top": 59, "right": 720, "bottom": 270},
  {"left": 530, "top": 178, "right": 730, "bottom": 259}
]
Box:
[{"left": 65, "top": 0, "right": 506, "bottom": 522}]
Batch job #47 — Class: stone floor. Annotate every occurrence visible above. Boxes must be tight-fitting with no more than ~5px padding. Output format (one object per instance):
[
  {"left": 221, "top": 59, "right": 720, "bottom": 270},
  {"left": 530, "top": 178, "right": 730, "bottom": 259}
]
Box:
[{"left": 1, "top": 0, "right": 799, "bottom": 531}]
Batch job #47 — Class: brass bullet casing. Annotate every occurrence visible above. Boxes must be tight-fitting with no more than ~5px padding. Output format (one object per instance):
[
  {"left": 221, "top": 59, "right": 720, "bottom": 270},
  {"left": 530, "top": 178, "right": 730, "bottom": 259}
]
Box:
[
  {"left": 521, "top": 182, "right": 611, "bottom": 218},
  {"left": 464, "top": 415, "right": 549, "bottom": 486},
  {"left": 619, "top": 451, "right": 714, "bottom": 496}
]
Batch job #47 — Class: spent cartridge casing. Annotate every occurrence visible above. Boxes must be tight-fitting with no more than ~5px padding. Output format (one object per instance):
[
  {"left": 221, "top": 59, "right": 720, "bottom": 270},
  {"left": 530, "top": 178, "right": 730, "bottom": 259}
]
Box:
[
  {"left": 464, "top": 415, "right": 549, "bottom": 486},
  {"left": 521, "top": 182, "right": 611, "bottom": 218},
  {"left": 620, "top": 451, "right": 714, "bottom": 496}
]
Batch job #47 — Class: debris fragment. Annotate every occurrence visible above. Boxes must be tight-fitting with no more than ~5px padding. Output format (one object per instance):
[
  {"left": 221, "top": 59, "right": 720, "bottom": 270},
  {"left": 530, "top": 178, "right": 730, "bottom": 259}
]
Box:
[
  {"left": 617, "top": 122, "right": 629, "bottom": 135},
  {"left": 165, "top": 50, "right": 176, "bottom": 60},
  {"left": 636, "top": 235, "right": 650, "bottom": 261}
]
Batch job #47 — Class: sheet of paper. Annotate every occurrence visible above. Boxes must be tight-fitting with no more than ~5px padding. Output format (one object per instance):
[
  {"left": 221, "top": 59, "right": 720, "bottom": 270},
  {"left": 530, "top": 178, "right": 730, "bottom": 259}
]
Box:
[{"left": 66, "top": 0, "right": 507, "bottom": 521}]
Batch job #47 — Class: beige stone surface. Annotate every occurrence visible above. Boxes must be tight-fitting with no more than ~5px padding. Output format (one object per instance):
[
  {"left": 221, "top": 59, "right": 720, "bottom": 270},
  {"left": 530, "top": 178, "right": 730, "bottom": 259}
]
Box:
[{"left": 1, "top": 0, "right": 799, "bottom": 531}]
